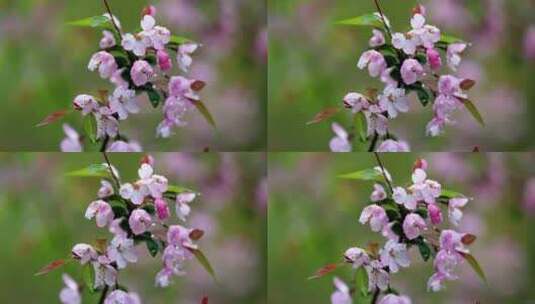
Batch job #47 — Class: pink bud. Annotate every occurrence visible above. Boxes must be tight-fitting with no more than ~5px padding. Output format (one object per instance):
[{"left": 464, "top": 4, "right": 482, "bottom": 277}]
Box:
[
  {"left": 413, "top": 158, "right": 428, "bottom": 170},
  {"left": 142, "top": 5, "right": 157, "bottom": 17},
  {"left": 428, "top": 203, "right": 443, "bottom": 225},
  {"left": 412, "top": 4, "right": 426, "bottom": 16},
  {"left": 155, "top": 198, "right": 170, "bottom": 220},
  {"left": 140, "top": 154, "right": 155, "bottom": 167},
  {"left": 157, "top": 50, "right": 172, "bottom": 71},
  {"left": 426, "top": 48, "right": 442, "bottom": 71}
]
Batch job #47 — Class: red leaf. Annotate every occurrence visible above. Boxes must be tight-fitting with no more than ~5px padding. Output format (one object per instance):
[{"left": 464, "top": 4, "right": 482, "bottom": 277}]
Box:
[
  {"left": 35, "top": 259, "right": 66, "bottom": 276},
  {"left": 460, "top": 79, "right": 476, "bottom": 90},
  {"left": 308, "top": 263, "right": 339, "bottom": 280},
  {"left": 36, "top": 109, "right": 71, "bottom": 127},
  {"left": 461, "top": 234, "right": 477, "bottom": 245},
  {"left": 191, "top": 80, "right": 206, "bottom": 91},
  {"left": 306, "top": 107, "right": 340, "bottom": 125},
  {"left": 189, "top": 229, "right": 205, "bottom": 241},
  {"left": 200, "top": 296, "right": 209, "bottom": 304}
]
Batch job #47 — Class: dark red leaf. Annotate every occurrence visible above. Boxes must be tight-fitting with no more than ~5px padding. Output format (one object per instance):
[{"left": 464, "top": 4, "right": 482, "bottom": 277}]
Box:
[
  {"left": 308, "top": 263, "right": 339, "bottom": 280},
  {"left": 460, "top": 79, "right": 476, "bottom": 90},
  {"left": 191, "top": 80, "right": 206, "bottom": 91},
  {"left": 35, "top": 259, "right": 66, "bottom": 276},
  {"left": 200, "top": 296, "right": 208, "bottom": 304},
  {"left": 189, "top": 229, "right": 205, "bottom": 241},
  {"left": 36, "top": 109, "right": 70, "bottom": 127},
  {"left": 306, "top": 107, "right": 340, "bottom": 125},
  {"left": 461, "top": 234, "right": 477, "bottom": 245}
]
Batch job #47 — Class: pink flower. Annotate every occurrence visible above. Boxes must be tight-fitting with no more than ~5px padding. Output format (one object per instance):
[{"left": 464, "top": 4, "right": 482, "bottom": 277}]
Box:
[
  {"left": 177, "top": 43, "right": 199, "bottom": 72},
  {"left": 369, "top": 29, "right": 385, "bottom": 47},
  {"left": 379, "top": 240, "right": 410, "bottom": 273},
  {"left": 156, "top": 96, "right": 190, "bottom": 138},
  {"left": 107, "top": 141, "right": 143, "bottom": 152},
  {"left": 379, "top": 294, "right": 412, "bottom": 304},
  {"left": 377, "top": 140, "right": 410, "bottom": 152},
  {"left": 329, "top": 123, "right": 352, "bottom": 152},
  {"left": 107, "top": 235, "right": 137, "bottom": 269},
  {"left": 120, "top": 163, "right": 168, "bottom": 204},
  {"left": 130, "top": 60, "right": 154, "bottom": 87},
  {"left": 365, "top": 105, "right": 388, "bottom": 136},
  {"left": 104, "top": 290, "right": 141, "bottom": 304},
  {"left": 330, "top": 277, "right": 351, "bottom": 304},
  {"left": 155, "top": 198, "right": 170, "bottom": 220},
  {"left": 378, "top": 86, "right": 409, "bottom": 118},
  {"left": 400, "top": 59, "right": 424, "bottom": 85},
  {"left": 140, "top": 15, "right": 171, "bottom": 50},
  {"left": 448, "top": 197, "right": 469, "bottom": 226},
  {"left": 71, "top": 244, "right": 97, "bottom": 264},
  {"left": 402, "top": 213, "right": 426, "bottom": 240},
  {"left": 381, "top": 222, "right": 400, "bottom": 242},
  {"left": 409, "top": 168, "right": 442, "bottom": 204},
  {"left": 60, "top": 124, "right": 82, "bottom": 152},
  {"left": 425, "top": 116, "right": 447, "bottom": 137},
  {"left": 437, "top": 75, "right": 465, "bottom": 97},
  {"left": 439, "top": 229, "right": 467, "bottom": 253},
  {"left": 122, "top": 33, "right": 149, "bottom": 57},
  {"left": 426, "top": 47, "right": 442, "bottom": 70},
  {"left": 85, "top": 200, "right": 114, "bottom": 228},
  {"left": 73, "top": 94, "right": 98, "bottom": 115},
  {"left": 409, "top": 14, "right": 441, "bottom": 49},
  {"left": 370, "top": 184, "right": 387, "bottom": 202},
  {"left": 392, "top": 187, "right": 417, "bottom": 210},
  {"left": 359, "top": 204, "right": 388, "bottom": 232},
  {"left": 109, "top": 219, "right": 127, "bottom": 238},
  {"left": 523, "top": 178, "right": 535, "bottom": 214},
  {"left": 344, "top": 247, "right": 369, "bottom": 268},
  {"left": 447, "top": 43, "right": 467, "bottom": 71},
  {"left": 110, "top": 68, "right": 128, "bottom": 88},
  {"left": 524, "top": 25, "right": 535, "bottom": 60},
  {"left": 365, "top": 260, "right": 389, "bottom": 291},
  {"left": 428, "top": 203, "right": 443, "bottom": 225},
  {"left": 427, "top": 272, "right": 447, "bottom": 292},
  {"left": 98, "top": 180, "right": 114, "bottom": 198},
  {"left": 109, "top": 87, "right": 139, "bottom": 120},
  {"left": 168, "top": 76, "right": 199, "bottom": 100},
  {"left": 95, "top": 107, "right": 119, "bottom": 139},
  {"left": 392, "top": 32, "right": 417, "bottom": 55},
  {"left": 88, "top": 51, "right": 117, "bottom": 79},
  {"left": 343, "top": 92, "right": 369, "bottom": 113},
  {"left": 175, "top": 192, "right": 196, "bottom": 221},
  {"left": 99, "top": 30, "right": 116, "bottom": 49},
  {"left": 157, "top": 49, "right": 172, "bottom": 71},
  {"left": 59, "top": 274, "right": 80, "bottom": 304},
  {"left": 167, "top": 225, "right": 195, "bottom": 249},
  {"left": 380, "top": 67, "right": 398, "bottom": 87},
  {"left": 92, "top": 255, "right": 117, "bottom": 289},
  {"left": 357, "top": 50, "right": 387, "bottom": 77},
  {"left": 128, "top": 209, "right": 152, "bottom": 235}
]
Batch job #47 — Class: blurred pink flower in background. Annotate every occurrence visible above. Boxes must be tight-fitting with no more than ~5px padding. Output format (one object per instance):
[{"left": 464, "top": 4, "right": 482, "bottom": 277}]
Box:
[
  {"left": 523, "top": 178, "right": 535, "bottom": 214},
  {"left": 524, "top": 25, "right": 535, "bottom": 60}
]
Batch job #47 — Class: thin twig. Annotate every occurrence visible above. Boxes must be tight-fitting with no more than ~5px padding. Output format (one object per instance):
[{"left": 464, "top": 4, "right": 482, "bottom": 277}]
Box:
[
  {"left": 373, "top": 152, "right": 393, "bottom": 192},
  {"left": 371, "top": 288, "right": 381, "bottom": 304},
  {"left": 102, "top": 0, "right": 123, "bottom": 40},
  {"left": 373, "top": 0, "right": 392, "bottom": 38},
  {"left": 98, "top": 285, "right": 109, "bottom": 304},
  {"left": 102, "top": 152, "right": 121, "bottom": 189},
  {"left": 368, "top": 132, "right": 379, "bottom": 152}
]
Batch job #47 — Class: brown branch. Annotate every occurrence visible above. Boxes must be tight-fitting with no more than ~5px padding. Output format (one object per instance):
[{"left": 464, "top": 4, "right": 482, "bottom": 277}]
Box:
[
  {"left": 373, "top": 0, "right": 392, "bottom": 38},
  {"left": 102, "top": 152, "right": 121, "bottom": 189},
  {"left": 373, "top": 152, "right": 393, "bottom": 192},
  {"left": 102, "top": 0, "right": 123, "bottom": 40}
]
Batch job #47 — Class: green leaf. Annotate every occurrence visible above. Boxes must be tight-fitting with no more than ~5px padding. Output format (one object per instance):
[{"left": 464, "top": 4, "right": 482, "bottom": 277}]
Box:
[
  {"left": 67, "top": 16, "right": 112, "bottom": 29},
  {"left": 355, "top": 266, "right": 369, "bottom": 297},
  {"left": 189, "top": 248, "right": 217, "bottom": 282},
  {"left": 338, "top": 168, "right": 382, "bottom": 182},
  {"left": 418, "top": 242, "right": 432, "bottom": 262},
  {"left": 83, "top": 114, "right": 98, "bottom": 144},
  {"left": 354, "top": 111, "right": 367, "bottom": 142},
  {"left": 110, "top": 204, "right": 128, "bottom": 219},
  {"left": 169, "top": 35, "right": 192, "bottom": 45},
  {"left": 82, "top": 263, "right": 96, "bottom": 293},
  {"left": 440, "top": 34, "right": 464, "bottom": 44},
  {"left": 460, "top": 252, "right": 487, "bottom": 284},
  {"left": 145, "top": 238, "right": 160, "bottom": 257},
  {"left": 146, "top": 89, "right": 161, "bottom": 108},
  {"left": 66, "top": 164, "right": 109, "bottom": 178},
  {"left": 194, "top": 101, "right": 216, "bottom": 128},
  {"left": 142, "top": 204, "right": 155, "bottom": 215},
  {"left": 336, "top": 13, "right": 383, "bottom": 28},
  {"left": 440, "top": 189, "right": 464, "bottom": 199},
  {"left": 167, "top": 184, "right": 191, "bottom": 194},
  {"left": 463, "top": 99, "right": 485, "bottom": 127}
]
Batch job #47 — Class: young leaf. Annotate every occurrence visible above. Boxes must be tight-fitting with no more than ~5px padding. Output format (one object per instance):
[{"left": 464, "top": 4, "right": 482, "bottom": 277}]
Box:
[
  {"left": 354, "top": 111, "right": 367, "bottom": 142},
  {"left": 67, "top": 16, "right": 112, "bottom": 29},
  {"left": 336, "top": 13, "right": 383, "bottom": 28},
  {"left": 82, "top": 263, "right": 96, "bottom": 293},
  {"left": 201, "top": 296, "right": 209, "bottom": 304},
  {"left": 166, "top": 184, "right": 192, "bottom": 194},
  {"left": 194, "top": 101, "right": 217, "bottom": 128},
  {"left": 460, "top": 252, "right": 487, "bottom": 284},
  {"left": 440, "top": 189, "right": 464, "bottom": 199},
  {"left": 35, "top": 259, "right": 66, "bottom": 276},
  {"left": 169, "top": 35, "right": 192, "bottom": 45},
  {"left": 463, "top": 99, "right": 485, "bottom": 127},
  {"left": 83, "top": 114, "right": 98, "bottom": 143},
  {"left": 461, "top": 234, "right": 477, "bottom": 245},
  {"left": 190, "top": 229, "right": 205, "bottom": 241},
  {"left": 337, "top": 168, "right": 382, "bottom": 181},
  {"left": 145, "top": 238, "right": 160, "bottom": 257},
  {"left": 308, "top": 263, "right": 339, "bottom": 280},
  {"left": 418, "top": 242, "right": 432, "bottom": 262},
  {"left": 440, "top": 34, "right": 464, "bottom": 44},
  {"left": 307, "top": 107, "right": 340, "bottom": 125},
  {"left": 146, "top": 89, "right": 161, "bottom": 108},
  {"left": 355, "top": 266, "right": 369, "bottom": 297},
  {"left": 460, "top": 79, "right": 476, "bottom": 90},
  {"left": 36, "top": 109, "right": 71, "bottom": 127},
  {"left": 189, "top": 248, "right": 217, "bottom": 282},
  {"left": 66, "top": 164, "right": 109, "bottom": 178}
]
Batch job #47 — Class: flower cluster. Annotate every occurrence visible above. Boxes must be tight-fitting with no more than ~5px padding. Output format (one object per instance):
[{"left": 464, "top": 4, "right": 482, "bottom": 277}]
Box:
[
  {"left": 327, "top": 4, "right": 482, "bottom": 152},
  {"left": 325, "top": 158, "right": 483, "bottom": 303},
  {"left": 55, "top": 4, "right": 207, "bottom": 152},
  {"left": 53, "top": 155, "right": 208, "bottom": 303}
]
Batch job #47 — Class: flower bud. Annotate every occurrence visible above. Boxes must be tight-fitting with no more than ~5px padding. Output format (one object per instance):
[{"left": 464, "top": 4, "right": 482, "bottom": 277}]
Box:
[
  {"left": 157, "top": 50, "right": 172, "bottom": 71},
  {"left": 428, "top": 203, "right": 443, "bottom": 225},
  {"left": 155, "top": 198, "right": 170, "bottom": 220},
  {"left": 142, "top": 5, "right": 157, "bottom": 17}
]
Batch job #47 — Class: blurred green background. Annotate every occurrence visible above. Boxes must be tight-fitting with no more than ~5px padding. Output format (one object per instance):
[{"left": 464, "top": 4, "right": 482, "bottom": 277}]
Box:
[
  {"left": 0, "top": 152, "right": 266, "bottom": 303},
  {"left": 0, "top": 0, "right": 266, "bottom": 151},
  {"left": 268, "top": 0, "right": 535, "bottom": 151},
  {"left": 268, "top": 152, "right": 535, "bottom": 303}
]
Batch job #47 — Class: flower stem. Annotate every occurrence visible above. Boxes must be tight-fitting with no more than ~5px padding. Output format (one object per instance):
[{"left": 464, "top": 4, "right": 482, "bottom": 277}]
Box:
[
  {"left": 102, "top": 151, "right": 121, "bottom": 189},
  {"left": 368, "top": 132, "right": 379, "bottom": 152},
  {"left": 370, "top": 288, "right": 381, "bottom": 304},
  {"left": 373, "top": 0, "right": 392, "bottom": 38},
  {"left": 102, "top": 0, "right": 123, "bottom": 40},
  {"left": 98, "top": 285, "right": 109, "bottom": 304},
  {"left": 373, "top": 152, "right": 393, "bottom": 192}
]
